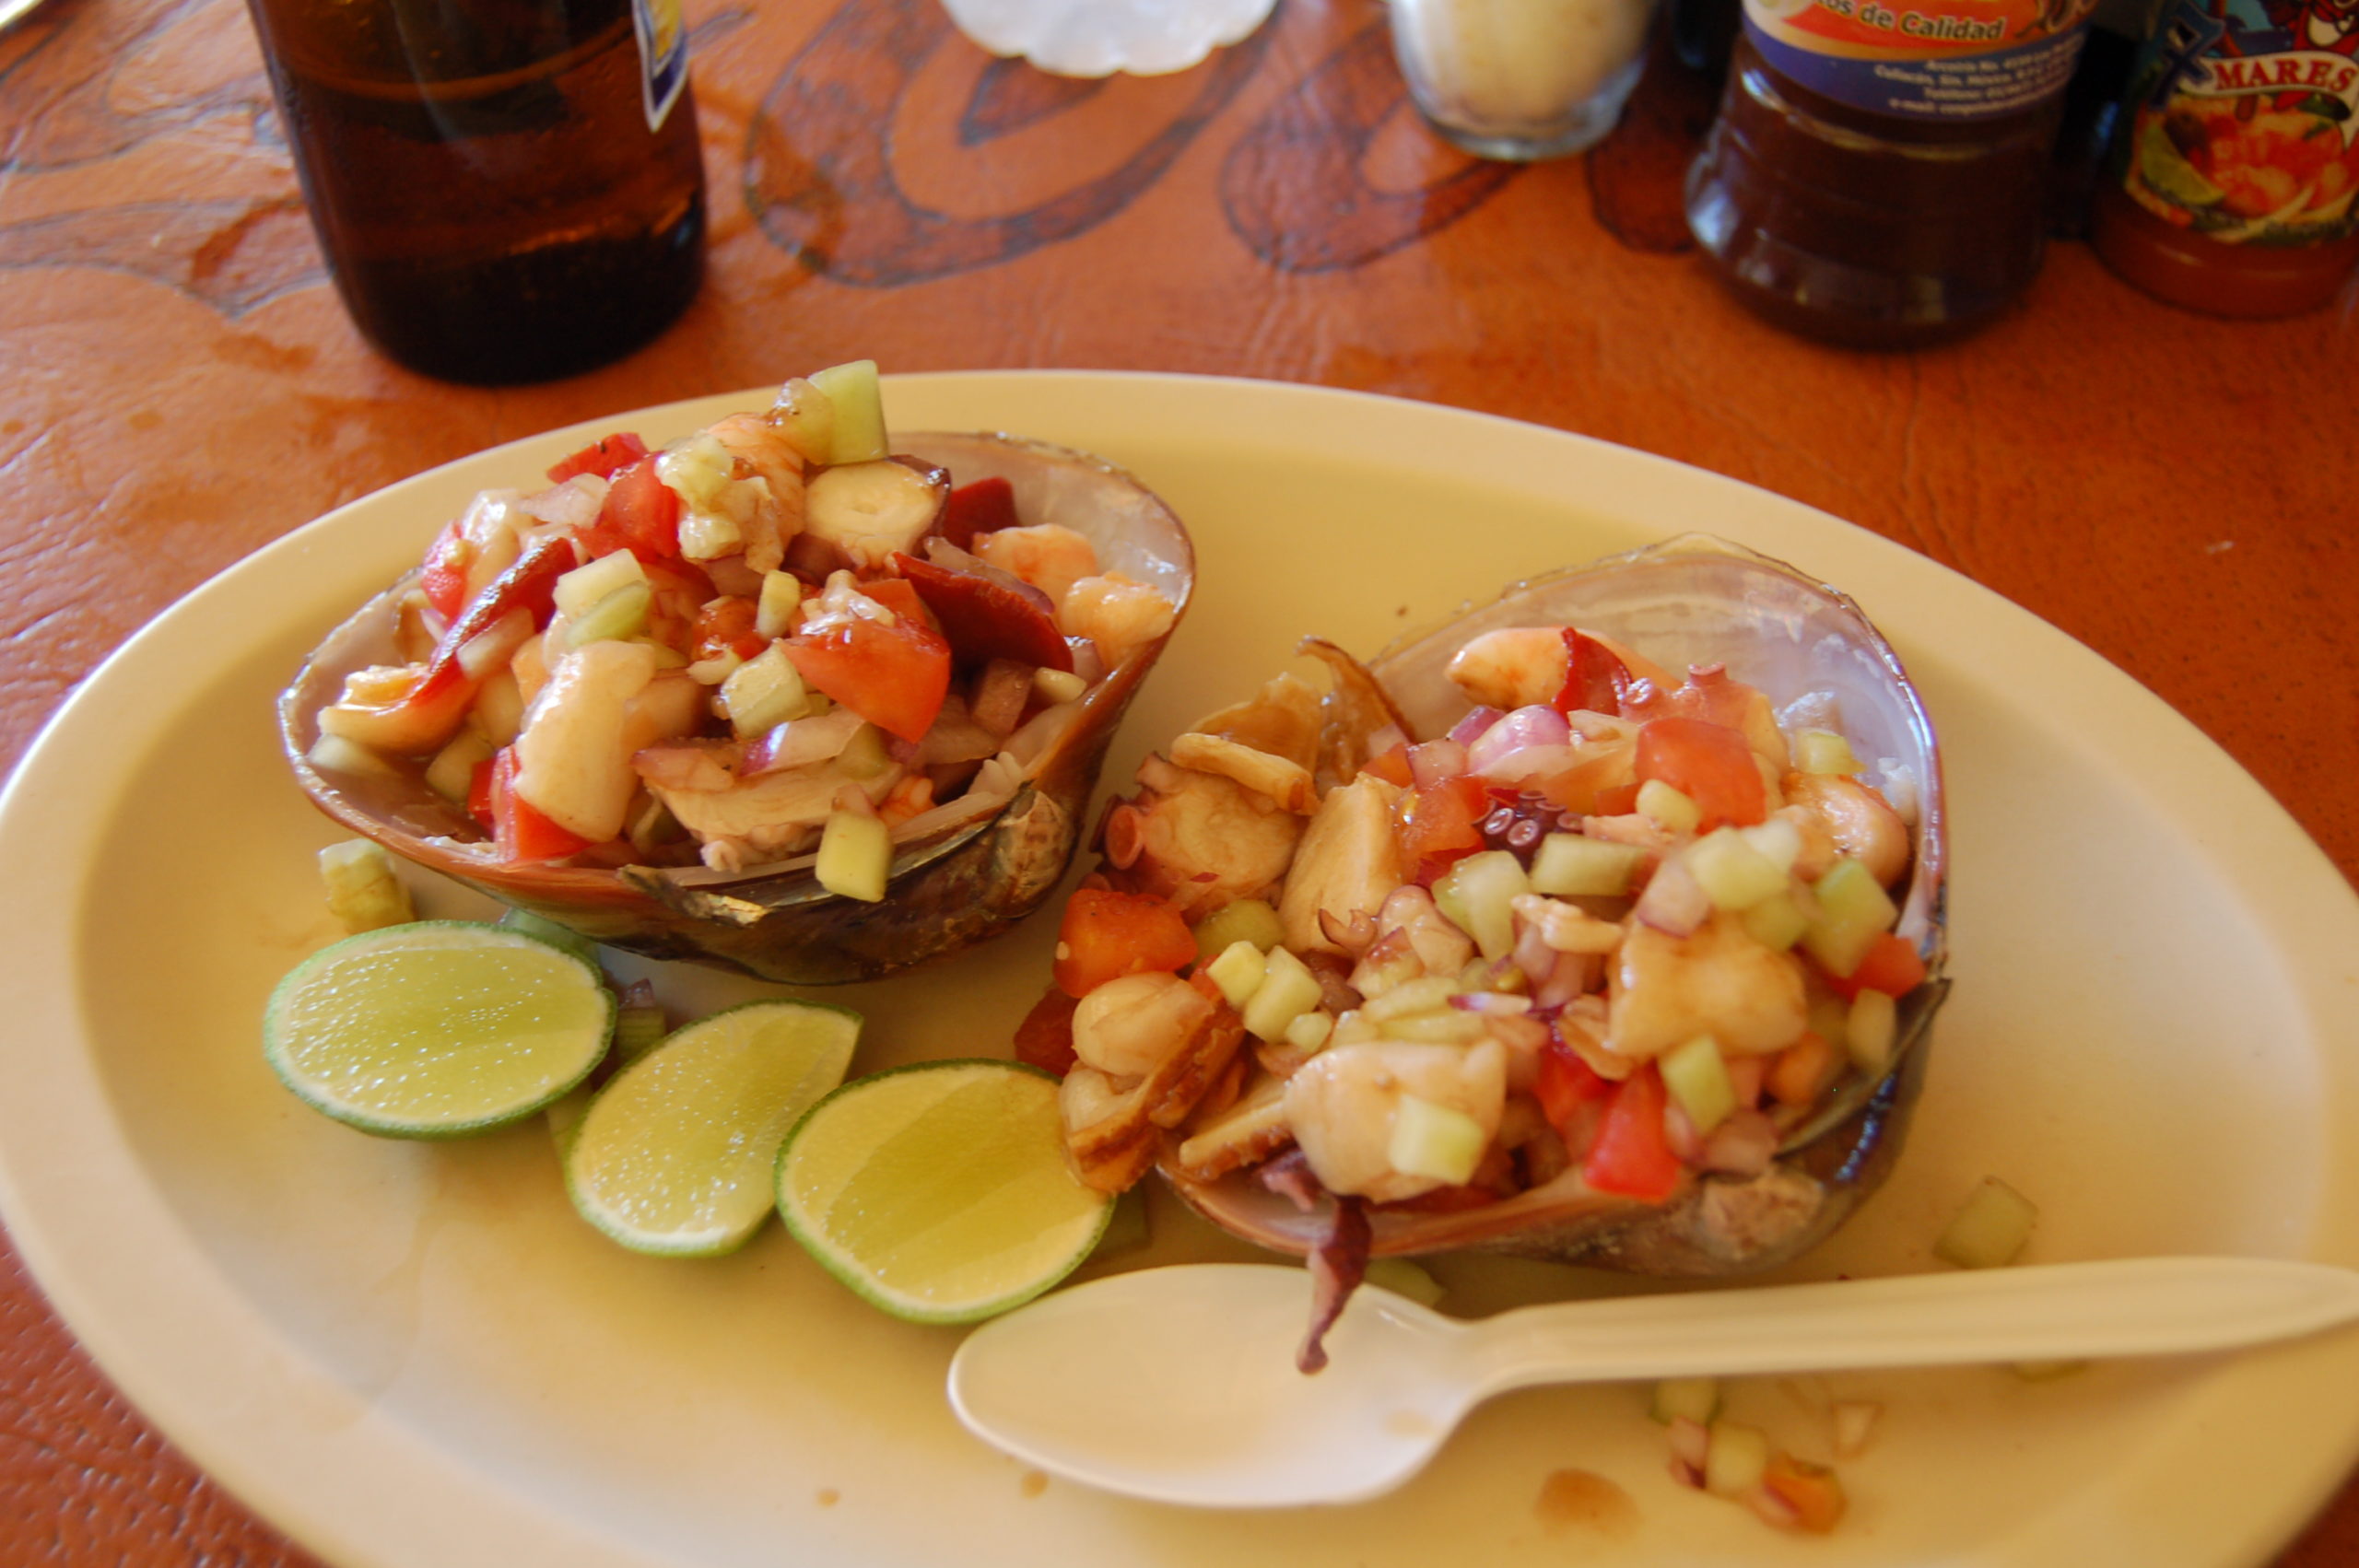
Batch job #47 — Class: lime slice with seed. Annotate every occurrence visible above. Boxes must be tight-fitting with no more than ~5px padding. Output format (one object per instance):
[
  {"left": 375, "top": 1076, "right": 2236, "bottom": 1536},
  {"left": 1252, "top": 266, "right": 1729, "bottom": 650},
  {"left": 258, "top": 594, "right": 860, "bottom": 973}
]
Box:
[
  {"left": 264, "top": 920, "right": 614, "bottom": 1139},
  {"left": 567, "top": 999, "right": 862, "bottom": 1257},
  {"left": 776, "top": 1060, "right": 1112, "bottom": 1324}
]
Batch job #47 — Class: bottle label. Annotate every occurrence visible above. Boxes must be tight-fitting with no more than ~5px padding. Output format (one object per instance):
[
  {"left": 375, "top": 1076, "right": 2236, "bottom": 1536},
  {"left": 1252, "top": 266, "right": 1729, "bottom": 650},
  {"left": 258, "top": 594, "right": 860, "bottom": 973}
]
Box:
[
  {"left": 2108, "top": 0, "right": 2359, "bottom": 245},
  {"left": 1742, "top": 0, "right": 2095, "bottom": 118},
  {"left": 632, "top": 0, "right": 691, "bottom": 133}
]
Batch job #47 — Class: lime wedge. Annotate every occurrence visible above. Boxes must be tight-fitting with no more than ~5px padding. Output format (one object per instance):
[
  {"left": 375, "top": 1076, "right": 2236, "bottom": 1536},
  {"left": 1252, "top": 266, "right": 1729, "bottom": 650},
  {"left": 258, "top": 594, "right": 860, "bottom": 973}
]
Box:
[
  {"left": 567, "top": 999, "right": 862, "bottom": 1256},
  {"left": 264, "top": 920, "right": 613, "bottom": 1139},
  {"left": 776, "top": 1060, "right": 1113, "bottom": 1323}
]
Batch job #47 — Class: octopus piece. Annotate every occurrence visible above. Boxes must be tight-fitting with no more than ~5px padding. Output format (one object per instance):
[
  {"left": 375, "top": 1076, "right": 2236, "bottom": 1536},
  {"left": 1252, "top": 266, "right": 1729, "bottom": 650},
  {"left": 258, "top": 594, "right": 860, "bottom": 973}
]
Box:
[
  {"left": 1277, "top": 777, "right": 1406, "bottom": 956},
  {"left": 1100, "top": 754, "right": 1305, "bottom": 919}
]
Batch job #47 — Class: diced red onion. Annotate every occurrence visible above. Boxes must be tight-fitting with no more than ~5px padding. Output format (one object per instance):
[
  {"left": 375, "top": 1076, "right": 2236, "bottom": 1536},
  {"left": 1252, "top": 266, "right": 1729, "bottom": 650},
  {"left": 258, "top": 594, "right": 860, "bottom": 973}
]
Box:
[
  {"left": 1512, "top": 921, "right": 1558, "bottom": 989},
  {"left": 743, "top": 708, "right": 864, "bottom": 775},
  {"left": 1744, "top": 1485, "right": 1802, "bottom": 1530},
  {"left": 1667, "top": 1417, "right": 1710, "bottom": 1475},
  {"left": 1408, "top": 738, "right": 1468, "bottom": 787},
  {"left": 1699, "top": 1108, "right": 1778, "bottom": 1176},
  {"left": 634, "top": 742, "right": 738, "bottom": 791},
  {"left": 518, "top": 474, "right": 608, "bottom": 528},
  {"left": 1474, "top": 743, "right": 1580, "bottom": 787},
  {"left": 1448, "top": 989, "right": 1532, "bottom": 1015},
  {"left": 1447, "top": 706, "right": 1505, "bottom": 747},
  {"left": 1465, "top": 705, "right": 1569, "bottom": 774},
  {"left": 1632, "top": 859, "right": 1710, "bottom": 937},
  {"left": 1663, "top": 1101, "right": 1702, "bottom": 1162}
]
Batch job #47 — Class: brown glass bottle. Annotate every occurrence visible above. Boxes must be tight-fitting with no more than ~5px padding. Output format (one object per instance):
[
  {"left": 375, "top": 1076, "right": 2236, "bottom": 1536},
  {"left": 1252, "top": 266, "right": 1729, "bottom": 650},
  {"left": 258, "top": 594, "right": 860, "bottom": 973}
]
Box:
[
  {"left": 245, "top": 0, "right": 706, "bottom": 384},
  {"left": 1686, "top": 6, "right": 2093, "bottom": 349}
]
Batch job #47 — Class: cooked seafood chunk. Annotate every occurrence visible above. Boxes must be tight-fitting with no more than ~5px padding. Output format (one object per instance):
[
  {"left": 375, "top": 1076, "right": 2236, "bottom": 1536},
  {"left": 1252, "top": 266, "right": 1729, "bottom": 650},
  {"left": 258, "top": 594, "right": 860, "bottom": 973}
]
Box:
[{"left": 1283, "top": 1039, "right": 1508, "bottom": 1203}]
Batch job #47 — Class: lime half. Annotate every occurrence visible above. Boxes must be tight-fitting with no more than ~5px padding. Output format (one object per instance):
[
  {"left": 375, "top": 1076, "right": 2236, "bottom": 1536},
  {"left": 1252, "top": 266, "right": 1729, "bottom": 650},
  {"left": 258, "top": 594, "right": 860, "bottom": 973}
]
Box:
[
  {"left": 567, "top": 1000, "right": 862, "bottom": 1257},
  {"left": 264, "top": 920, "right": 613, "bottom": 1139},
  {"left": 777, "top": 1060, "right": 1112, "bottom": 1324}
]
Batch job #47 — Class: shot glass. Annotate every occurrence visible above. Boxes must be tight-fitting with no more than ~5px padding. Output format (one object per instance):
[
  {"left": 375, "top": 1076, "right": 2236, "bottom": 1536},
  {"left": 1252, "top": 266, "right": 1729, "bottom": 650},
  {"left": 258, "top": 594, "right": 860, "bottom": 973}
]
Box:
[{"left": 1388, "top": 0, "right": 1661, "bottom": 160}]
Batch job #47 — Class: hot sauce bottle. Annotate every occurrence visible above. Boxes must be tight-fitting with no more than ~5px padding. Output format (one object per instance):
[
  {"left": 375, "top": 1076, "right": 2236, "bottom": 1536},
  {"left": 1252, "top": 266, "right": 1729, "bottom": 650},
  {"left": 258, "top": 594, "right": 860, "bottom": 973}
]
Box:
[
  {"left": 1684, "top": 0, "right": 2100, "bottom": 347},
  {"left": 2090, "top": 0, "right": 2359, "bottom": 316}
]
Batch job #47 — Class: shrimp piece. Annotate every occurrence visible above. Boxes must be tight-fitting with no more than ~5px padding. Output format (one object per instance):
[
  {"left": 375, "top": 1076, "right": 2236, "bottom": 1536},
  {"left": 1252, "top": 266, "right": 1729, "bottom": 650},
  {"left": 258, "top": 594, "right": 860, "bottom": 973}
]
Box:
[
  {"left": 1062, "top": 572, "right": 1175, "bottom": 672},
  {"left": 1448, "top": 626, "right": 1673, "bottom": 712},
  {"left": 1283, "top": 1039, "right": 1508, "bottom": 1203},
  {"left": 511, "top": 639, "right": 662, "bottom": 842},
  {"left": 1607, "top": 912, "right": 1807, "bottom": 1059},
  {"left": 705, "top": 411, "right": 808, "bottom": 575},
  {"left": 976, "top": 523, "right": 1097, "bottom": 607},
  {"left": 1782, "top": 772, "right": 1909, "bottom": 886}
]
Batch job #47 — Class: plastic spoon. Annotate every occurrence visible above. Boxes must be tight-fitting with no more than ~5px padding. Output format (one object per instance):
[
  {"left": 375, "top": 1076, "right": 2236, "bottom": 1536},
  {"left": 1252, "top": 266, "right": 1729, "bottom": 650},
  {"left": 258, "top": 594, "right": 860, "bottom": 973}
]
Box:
[{"left": 946, "top": 1258, "right": 2359, "bottom": 1508}]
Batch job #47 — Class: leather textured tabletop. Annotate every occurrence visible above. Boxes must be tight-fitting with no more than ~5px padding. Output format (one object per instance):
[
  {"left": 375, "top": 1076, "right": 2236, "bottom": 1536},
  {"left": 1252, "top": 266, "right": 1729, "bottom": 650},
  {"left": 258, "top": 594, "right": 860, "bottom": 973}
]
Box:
[{"left": 0, "top": 0, "right": 2353, "bottom": 1561}]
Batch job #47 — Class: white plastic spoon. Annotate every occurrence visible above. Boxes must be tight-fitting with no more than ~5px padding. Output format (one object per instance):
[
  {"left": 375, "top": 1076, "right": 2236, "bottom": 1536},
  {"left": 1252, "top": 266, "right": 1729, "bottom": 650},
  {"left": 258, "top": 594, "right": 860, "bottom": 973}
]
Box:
[{"left": 947, "top": 1257, "right": 2359, "bottom": 1509}]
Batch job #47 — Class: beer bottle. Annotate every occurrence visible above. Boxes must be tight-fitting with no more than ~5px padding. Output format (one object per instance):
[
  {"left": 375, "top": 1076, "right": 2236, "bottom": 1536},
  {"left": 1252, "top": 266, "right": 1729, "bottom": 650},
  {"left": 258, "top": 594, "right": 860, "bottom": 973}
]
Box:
[{"left": 243, "top": 0, "right": 707, "bottom": 384}]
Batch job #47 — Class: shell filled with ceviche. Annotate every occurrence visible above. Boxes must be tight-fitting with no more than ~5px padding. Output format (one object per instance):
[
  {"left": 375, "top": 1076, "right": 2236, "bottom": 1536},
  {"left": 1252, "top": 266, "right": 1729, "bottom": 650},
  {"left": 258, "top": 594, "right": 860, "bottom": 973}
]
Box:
[
  {"left": 281, "top": 366, "right": 1193, "bottom": 984},
  {"left": 1013, "top": 536, "right": 1945, "bottom": 1368}
]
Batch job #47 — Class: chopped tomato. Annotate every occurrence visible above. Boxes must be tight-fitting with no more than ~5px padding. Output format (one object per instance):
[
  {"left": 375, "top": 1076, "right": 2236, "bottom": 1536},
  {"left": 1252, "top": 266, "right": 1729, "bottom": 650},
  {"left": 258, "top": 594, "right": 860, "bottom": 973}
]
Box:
[
  {"left": 1395, "top": 775, "right": 1489, "bottom": 885},
  {"left": 1554, "top": 628, "right": 1633, "bottom": 716},
  {"left": 693, "top": 596, "right": 770, "bottom": 662},
  {"left": 1822, "top": 931, "right": 1926, "bottom": 1000},
  {"left": 1581, "top": 1063, "right": 1684, "bottom": 1201},
  {"left": 1534, "top": 1038, "right": 1613, "bottom": 1134},
  {"left": 1052, "top": 888, "right": 1198, "bottom": 998},
  {"left": 1634, "top": 716, "right": 1766, "bottom": 830},
  {"left": 779, "top": 584, "right": 953, "bottom": 743},
  {"left": 466, "top": 755, "right": 497, "bottom": 832},
  {"left": 1013, "top": 986, "right": 1082, "bottom": 1076},
  {"left": 546, "top": 431, "right": 650, "bottom": 485},
  {"left": 1360, "top": 741, "right": 1414, "bottom": 787},
  {"left": 575, "top": 456, "right": 681, "bottom": 562},
  {"left": 419, "top": 521, "right": 470, "bottom": 623},
  {"left": 939, "top": 475, "right": 1019, "bottom": 552},
  {"left": 888, "top": 550, "right": 1074, "bottom": 671},
  {"left": 487, "top": 748, "right": 593, "bottom": 862}
]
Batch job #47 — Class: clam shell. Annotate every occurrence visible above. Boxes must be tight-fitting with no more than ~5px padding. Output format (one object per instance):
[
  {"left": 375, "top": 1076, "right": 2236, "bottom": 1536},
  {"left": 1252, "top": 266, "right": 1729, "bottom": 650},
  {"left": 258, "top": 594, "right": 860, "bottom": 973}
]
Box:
[
  {"left": 280, "top": 432, "right": 1193, "bottom": 985},
  {"left": 1168, "top": 534, "right": 1947, "bottom": 1276}
]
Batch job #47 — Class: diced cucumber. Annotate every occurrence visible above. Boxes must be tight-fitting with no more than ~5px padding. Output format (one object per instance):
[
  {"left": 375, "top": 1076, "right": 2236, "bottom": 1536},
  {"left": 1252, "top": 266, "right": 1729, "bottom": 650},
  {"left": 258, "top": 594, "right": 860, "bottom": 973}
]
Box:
[
  {"left": 473, "top": 669, "right": 525, "bottom": 747},
  {"left": 815, "top": 809, "right": 893, "bottom": 903},
  {"left": 1637, "top": 779, "right": 1701, "bottom": 836},
  {"left": 1845, "top": 987, "right": 1896, "bottom": 1072},
  {"left": 1284, "top": 1010, "right": 1334, "bottom": 1052},
  {"left": 1934, "top": 1176, "right": 2037, "bottom": 1270},
  {"left": 810, "top": 359, "right": 887, "bottom": 464},
  {"left": 1364, "top": 1257, "right": 1446, "bottom": 1308},
  {"left": 554, "top": 549, "right": 648, "bottom": 619},
  {"left": 307, "top": 732, "right": 398, "bottom": 778},
  {"left": 424, "top": 728, "right": 496, "bottom": 805},
  {"left": 564, "top": 580, "right": 651, "bottom": 648},
  {"left": 613, "top": 1003, "right": 669, "bottom": 1065},
  {"left": 1684, "top": 827, "right": 1789, "bottom": 912},
  {"left": 318, "top": 839, "right": 416, "bottom": 934},
  {"left": 1387, "top": 1094, "right": 1485, "bottom": 1185},
  {"left": 1360, "top": 975, "right": 1460, "bottom": 1023},
  {"left": 720, "top": 646, "right": 810, "bottom": 737},
  {"left": 1191, "top": 898, "right": 1285, "bottom": 962},
  {"left": 1660, "top": 1034, "right": 1736, "bottom": 1135},
  {"left": 1740, "top": 814, "right": 1803, "bottom": 872},
  {"left": 1651, "top": 1375, "right": 1722, "bottom": 1426},
  {"left": 1704, "top": 1421, "right": 1772, "bottom": 1497},
  {"left": 773, "top": 377, "right": 836, "bottom": 466},
  {"left": 1796, "top": 729, "right": 1863, "bottom": 776},
  {"left": 1203, "top": 939, "right": 1268, "bottom": 1009},
  {"left": 1241, "top": 945, "right": 1322, "bottom": 1041},
  {"left": 1801, "top": 857, "right": 1898, "bottom": 978},
  {"left": 1378, "top": 1010, "right": 1489, "bottom": 1045},
  {"left": 1432, "top": 849, "right": 1530, "bottom": 962},
  {"left": 1740, "top": 889, "right": 1810, "bottom": 952},
  {"left": 1034, "top": 668, "right": 1088, "bottom": 704},
  {"left": 756, "top": 570, "right": 804, "bottom": 639},
  {"left": 1528, "top": 832, "right": 1643, "bottom": 897}
]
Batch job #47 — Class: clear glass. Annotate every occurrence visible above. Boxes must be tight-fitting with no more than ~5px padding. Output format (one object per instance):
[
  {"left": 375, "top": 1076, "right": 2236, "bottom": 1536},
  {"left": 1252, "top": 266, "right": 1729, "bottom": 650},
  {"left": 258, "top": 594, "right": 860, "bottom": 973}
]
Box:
[{"left": 1387, "top": 0, "right": 1661, "bottom": 161}]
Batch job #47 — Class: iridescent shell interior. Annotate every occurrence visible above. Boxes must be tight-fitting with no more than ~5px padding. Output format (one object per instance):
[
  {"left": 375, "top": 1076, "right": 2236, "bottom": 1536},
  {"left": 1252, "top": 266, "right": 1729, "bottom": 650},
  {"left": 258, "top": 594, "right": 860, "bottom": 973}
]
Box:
[
  {"left": 280, "top": 431, "right": 1193, "bottom": 985},
  {"left": 1167, "top": 534, "right": 1947, "bottom": 1276}
]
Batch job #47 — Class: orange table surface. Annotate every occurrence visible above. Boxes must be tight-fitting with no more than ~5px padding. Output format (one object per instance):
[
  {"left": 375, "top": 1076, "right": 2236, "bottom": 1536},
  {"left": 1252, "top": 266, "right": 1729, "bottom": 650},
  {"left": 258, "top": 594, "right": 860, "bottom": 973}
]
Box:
[{"left": 1, "top": 0, "right": 2353, "bottom": 1559}]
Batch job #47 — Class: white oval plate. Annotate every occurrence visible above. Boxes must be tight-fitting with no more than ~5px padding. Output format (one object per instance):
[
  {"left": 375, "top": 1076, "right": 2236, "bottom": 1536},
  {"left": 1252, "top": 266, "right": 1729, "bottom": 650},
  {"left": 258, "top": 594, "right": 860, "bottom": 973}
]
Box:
[{"left": 2, "top": 372, "right": 2354, "bottom": 1568}]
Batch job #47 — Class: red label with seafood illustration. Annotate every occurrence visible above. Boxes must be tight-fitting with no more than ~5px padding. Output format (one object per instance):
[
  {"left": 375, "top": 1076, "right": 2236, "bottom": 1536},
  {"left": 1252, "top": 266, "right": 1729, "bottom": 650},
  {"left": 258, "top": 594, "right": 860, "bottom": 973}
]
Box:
[
  {"left": 2109, "top": 0, "right": 2359, "bottom": 244},
  {"left": 1742, "top": 0, "right": 2096, "bottom": 118}
]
